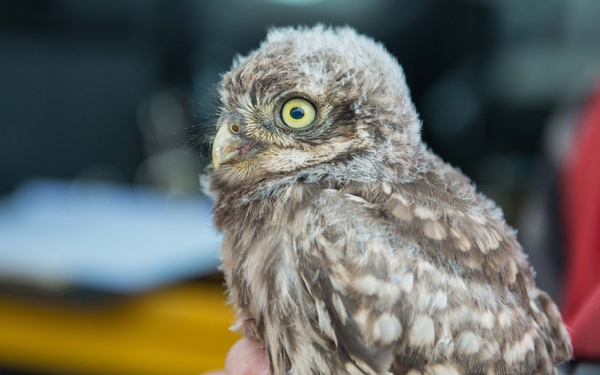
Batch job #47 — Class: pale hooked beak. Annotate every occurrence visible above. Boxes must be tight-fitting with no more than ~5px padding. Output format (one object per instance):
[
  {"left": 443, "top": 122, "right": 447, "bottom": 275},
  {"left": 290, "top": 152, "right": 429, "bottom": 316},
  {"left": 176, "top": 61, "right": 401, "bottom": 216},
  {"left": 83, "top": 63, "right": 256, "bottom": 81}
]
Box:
[
  {"left": 212, "top": 114, "right": 260, "bottom": 170},
  {"left": 212, "top": 123, "right": 241, "bottom": 170}
]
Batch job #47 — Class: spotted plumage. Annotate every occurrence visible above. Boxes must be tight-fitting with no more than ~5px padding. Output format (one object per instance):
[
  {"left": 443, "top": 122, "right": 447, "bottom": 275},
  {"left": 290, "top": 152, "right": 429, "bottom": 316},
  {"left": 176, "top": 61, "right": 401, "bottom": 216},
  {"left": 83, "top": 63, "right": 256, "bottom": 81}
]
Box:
[{"left": 208, "top": 25, "right": 572, "bottom": 374}]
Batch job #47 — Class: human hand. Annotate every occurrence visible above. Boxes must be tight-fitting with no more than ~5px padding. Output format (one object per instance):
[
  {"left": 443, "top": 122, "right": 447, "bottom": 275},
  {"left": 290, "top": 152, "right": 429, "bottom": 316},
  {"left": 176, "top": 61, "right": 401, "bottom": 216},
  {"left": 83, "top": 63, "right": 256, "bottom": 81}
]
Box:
[{"left": 203, "top": 338, "right": 270, "bottom": 375}]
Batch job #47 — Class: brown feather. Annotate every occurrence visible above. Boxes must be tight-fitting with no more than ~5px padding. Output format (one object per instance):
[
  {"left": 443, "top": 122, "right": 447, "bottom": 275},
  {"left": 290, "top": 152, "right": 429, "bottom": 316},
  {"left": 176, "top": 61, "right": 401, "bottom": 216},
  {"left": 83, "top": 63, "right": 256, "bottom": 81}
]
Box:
[{"left": 209, "top": 25, "right": 572, "bottom": 374}]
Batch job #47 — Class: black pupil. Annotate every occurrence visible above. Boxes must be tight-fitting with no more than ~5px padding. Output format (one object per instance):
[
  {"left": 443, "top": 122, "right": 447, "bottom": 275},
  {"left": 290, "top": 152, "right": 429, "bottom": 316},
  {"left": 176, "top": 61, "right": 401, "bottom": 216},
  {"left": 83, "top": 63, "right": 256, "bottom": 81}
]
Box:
[{"left": 290, "top": 107, "right": 304, "bottom": 120}]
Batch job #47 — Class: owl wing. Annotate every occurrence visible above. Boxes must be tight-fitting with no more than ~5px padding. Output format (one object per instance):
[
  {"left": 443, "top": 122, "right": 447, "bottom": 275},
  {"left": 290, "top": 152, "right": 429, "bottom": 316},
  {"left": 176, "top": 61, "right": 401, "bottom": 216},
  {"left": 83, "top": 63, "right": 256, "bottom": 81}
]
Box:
[
  {"left": 295, "top": 181, "right": 571, "bottom": 374},
  {"left": 294, "top": 188, "right": 402, "bottom": 375}
]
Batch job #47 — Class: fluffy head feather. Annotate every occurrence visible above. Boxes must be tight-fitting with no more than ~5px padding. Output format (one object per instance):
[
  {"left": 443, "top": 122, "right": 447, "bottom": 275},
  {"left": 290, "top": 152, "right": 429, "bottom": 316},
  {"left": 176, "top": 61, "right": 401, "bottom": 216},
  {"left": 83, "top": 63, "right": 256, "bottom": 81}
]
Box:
[{"left": 212, "top": 25, "right": 422, "bottom": 191}]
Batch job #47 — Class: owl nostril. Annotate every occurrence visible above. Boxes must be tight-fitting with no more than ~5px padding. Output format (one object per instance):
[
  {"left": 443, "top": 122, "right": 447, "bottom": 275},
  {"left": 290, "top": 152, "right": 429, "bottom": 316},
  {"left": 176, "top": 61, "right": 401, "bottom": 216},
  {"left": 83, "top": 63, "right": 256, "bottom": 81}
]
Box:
[{"left": 230, "top": 124, "right": 240, "bottom": 134}]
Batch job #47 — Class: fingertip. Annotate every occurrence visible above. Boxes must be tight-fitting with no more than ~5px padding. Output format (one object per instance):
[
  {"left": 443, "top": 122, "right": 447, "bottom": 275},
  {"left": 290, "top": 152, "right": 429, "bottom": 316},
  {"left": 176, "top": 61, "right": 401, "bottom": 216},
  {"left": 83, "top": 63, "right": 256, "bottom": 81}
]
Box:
[{"left": 225, "top": 338, "right": 270, "bottom": 375}]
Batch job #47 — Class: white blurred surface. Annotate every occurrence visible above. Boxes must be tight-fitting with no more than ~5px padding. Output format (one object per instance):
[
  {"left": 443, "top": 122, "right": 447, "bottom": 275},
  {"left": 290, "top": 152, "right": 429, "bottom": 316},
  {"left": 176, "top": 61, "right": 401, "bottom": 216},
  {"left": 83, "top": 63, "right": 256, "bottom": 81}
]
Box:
[{"left": 0, "top": 180, "right": 220, "bottom": 293}]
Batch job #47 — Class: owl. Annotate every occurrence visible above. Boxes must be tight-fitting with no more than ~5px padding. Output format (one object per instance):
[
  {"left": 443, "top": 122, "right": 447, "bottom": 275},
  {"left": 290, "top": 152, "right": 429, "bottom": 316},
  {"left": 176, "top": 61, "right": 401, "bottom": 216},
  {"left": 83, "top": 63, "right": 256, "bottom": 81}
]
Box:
[{"left": 208, "top": 26, "right": 572, "bottom": 375}]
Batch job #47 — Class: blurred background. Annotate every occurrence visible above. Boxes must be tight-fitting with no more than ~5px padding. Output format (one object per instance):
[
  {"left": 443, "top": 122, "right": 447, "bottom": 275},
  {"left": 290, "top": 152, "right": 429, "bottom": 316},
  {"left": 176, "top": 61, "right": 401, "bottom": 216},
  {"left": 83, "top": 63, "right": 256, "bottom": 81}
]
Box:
[{"left": 1, "top": 0, "right": 600, "bottom": 374}]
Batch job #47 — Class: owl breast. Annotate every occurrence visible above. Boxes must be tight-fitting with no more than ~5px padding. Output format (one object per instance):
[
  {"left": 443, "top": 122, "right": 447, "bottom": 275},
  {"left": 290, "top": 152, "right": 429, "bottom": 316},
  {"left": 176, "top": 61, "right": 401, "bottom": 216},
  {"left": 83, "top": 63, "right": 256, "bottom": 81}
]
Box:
[{"left": 217, "top": 183, "right": 352, "bottom": 374}]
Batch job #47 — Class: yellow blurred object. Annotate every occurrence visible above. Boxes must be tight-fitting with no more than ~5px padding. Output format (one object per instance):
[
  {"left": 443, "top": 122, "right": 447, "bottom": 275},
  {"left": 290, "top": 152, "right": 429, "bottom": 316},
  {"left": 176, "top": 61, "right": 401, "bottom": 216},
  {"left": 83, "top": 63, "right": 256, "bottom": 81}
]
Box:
[{"left": 0, "top": 282, "right": 239, "bottom": 375}]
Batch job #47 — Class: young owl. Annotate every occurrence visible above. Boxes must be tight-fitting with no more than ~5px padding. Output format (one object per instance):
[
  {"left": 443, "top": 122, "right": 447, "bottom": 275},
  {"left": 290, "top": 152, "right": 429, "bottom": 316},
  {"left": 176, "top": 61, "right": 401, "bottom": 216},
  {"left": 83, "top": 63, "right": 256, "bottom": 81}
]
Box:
[{"left": 209, "top": 26, "right": 572, "bottom": 375}]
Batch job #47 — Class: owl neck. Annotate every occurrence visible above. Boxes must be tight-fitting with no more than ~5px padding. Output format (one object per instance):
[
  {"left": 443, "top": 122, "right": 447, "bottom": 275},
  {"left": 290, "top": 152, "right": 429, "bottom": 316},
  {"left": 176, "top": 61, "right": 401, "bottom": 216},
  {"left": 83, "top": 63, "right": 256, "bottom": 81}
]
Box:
[{"left": 210, "top": 141, "right": 430, "bottom": 207}]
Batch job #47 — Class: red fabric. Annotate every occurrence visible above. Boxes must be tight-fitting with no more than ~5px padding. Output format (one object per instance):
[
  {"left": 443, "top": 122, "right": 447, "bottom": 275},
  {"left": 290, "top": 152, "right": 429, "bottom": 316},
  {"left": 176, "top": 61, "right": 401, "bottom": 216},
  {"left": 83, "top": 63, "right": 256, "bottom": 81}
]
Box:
[{"left": 561, "top": 80, "right": 600, "bottom": 360}]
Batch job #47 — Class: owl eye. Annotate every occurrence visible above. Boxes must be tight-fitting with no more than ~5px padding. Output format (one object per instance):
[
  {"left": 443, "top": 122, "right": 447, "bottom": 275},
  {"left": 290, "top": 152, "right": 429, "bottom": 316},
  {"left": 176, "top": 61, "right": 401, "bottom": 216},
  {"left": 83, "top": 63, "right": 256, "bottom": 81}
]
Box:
[{"left": 280, "top": 98, "right": 316, "bottom": 129}]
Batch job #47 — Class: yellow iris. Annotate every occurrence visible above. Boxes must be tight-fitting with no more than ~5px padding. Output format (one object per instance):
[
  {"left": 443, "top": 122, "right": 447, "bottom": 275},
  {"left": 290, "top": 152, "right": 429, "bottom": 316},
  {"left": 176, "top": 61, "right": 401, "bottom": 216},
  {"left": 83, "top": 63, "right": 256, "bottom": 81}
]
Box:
[{"left": 281, "top": 98, "right": 316, "bottom": 128}]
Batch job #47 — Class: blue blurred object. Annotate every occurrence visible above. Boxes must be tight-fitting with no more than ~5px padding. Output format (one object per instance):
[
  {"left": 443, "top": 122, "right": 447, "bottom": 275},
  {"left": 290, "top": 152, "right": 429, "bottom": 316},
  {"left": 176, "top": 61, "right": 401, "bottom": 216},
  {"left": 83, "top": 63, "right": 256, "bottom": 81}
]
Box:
[{"left": 0, "top": 180, "right": 220, "bottom": 294}]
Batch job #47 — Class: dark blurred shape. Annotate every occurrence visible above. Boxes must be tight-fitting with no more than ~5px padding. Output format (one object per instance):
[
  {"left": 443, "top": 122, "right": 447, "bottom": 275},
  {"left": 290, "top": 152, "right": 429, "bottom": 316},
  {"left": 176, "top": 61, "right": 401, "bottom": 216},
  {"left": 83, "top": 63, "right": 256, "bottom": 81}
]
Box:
[
  {"left": 573, "top": 363, "right": 600, "bottom": 375},
  {"left": 134, "top": 87, "right": 202, "bottom": 193},
  {"left": 0, "top": 0, "right": 201, "bottom": 195}
]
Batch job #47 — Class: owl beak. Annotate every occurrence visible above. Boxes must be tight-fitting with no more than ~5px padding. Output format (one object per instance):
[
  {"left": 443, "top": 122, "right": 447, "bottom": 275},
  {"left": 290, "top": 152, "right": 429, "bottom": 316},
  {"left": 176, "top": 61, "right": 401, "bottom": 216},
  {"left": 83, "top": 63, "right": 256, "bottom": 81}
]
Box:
[
  {"left": 212, "top": 113, "right": 262, "bottom": 170},
  {"left": 212, "top": 123, "right": 241, "bottom": 171}
]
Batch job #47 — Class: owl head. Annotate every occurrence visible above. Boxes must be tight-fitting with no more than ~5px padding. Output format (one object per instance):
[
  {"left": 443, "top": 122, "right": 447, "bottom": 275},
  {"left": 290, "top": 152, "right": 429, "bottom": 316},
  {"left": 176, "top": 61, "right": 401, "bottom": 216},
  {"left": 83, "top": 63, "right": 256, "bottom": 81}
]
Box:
[{"left": 211, "top": 25, "right": 422, "bottom": 190}]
